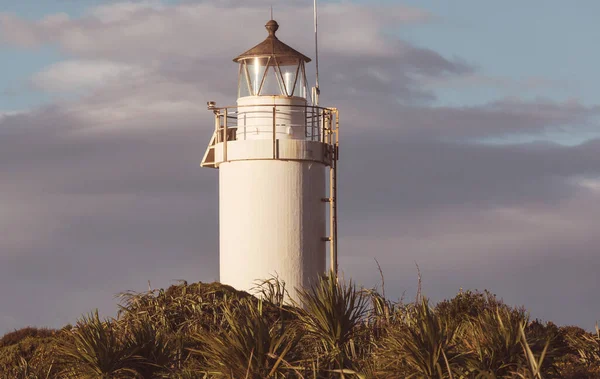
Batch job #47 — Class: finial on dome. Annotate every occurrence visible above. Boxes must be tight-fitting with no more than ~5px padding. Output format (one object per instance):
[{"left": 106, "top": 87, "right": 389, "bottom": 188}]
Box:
[{"left": 266, "top": 20, "right": 279, "bottom": 37}]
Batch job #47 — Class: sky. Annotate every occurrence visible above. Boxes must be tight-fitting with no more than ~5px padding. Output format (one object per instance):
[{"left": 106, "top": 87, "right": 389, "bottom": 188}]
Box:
[{"left": 1, "top": 0, "right": 599, "bottom": 333}]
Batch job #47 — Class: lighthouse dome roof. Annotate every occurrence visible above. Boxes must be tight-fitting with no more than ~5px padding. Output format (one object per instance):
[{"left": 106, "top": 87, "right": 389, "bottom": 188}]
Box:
[{"left": 233, "top": 20, "right": 311, "bottom": 65}]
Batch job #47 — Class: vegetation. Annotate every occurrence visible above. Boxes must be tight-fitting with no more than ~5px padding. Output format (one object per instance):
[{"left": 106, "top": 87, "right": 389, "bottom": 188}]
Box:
[{"left": 1, "top": 277, "right": 599, "bottom": 378}]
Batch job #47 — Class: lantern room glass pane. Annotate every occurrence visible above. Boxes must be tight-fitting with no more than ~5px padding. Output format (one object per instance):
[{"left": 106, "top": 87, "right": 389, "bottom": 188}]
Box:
[
  {"left": 246, "top": 57, "right": 268, "bottom": 96},
  {"left": 239, "top": 57, "right": 306, "bottom": 97},
  {"left": 261, "top": 66, "right": 283, "bottom": 95},
  {"left": 294, "top": 63, "right": 306, "bottom": 98},
  {"left": 238, "top": 63, "right": 252, "bottom": 97},
  {"left": 280, "top": 65, "right": 296, "bottom": 97}
]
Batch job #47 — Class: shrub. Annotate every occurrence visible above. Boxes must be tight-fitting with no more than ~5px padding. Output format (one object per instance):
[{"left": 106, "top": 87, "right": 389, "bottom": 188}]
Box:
[{"left": 0, "top": 327, "right": 55, "bottom": 349}]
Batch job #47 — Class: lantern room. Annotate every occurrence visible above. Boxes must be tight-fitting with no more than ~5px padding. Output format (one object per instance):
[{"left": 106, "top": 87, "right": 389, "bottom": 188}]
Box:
[{"left": 234, "top": 20, "right": 310, "bottom": 99}]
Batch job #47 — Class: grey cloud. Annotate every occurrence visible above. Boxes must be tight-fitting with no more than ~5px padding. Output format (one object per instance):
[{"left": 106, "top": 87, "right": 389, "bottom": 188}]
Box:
[
  {"left": 338, "top": 189, "right": 600, "bottom": 328},
  {"left": 3, "top": 1, "right": 470, "bottom": 108},
  {"left": 318, "top": 51, "right": 469, "bottom": 105},
  {"left": 328, "top": 95, "right": 600, "bottom": 140},
  {"left": 340, "top": 135, "right": 600, "bottom": 218},
  {"left": 0, "top": 2, "right": 429, "bottom": 59}
]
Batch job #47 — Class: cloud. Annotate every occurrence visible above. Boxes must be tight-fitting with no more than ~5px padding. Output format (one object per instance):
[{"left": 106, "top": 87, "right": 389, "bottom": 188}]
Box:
[
  {"left": 341, "top": 187, "right": 600, "bottom": 326},
  {"left": 3, "top": 1, "right": 468, "bottom": 110},
  {"left": 87, "top": 0, "right": 166, "bottom": 23},
  {"left": 0, "top": 2, "right": 430, "bottom": 58},
  {"left": 32, "top": 60, "right": 146, "bottom": 92},
  {"left": 420, "top": 73, "right": 570, "bottom": 91},
  {"left": 341, "top": 98, "right": 600, "bottom": 139},
  {"left": 0, "top": 106, "right": 220, "bottom": 330},
  {"left": 340, "top": 136, "right": 600, "bottom": 219}
]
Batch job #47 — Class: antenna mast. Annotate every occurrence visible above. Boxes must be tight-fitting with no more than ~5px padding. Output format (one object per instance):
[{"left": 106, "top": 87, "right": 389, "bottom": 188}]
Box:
[{"left": 313, "top": 0, "right": 320, "bottom": 105}]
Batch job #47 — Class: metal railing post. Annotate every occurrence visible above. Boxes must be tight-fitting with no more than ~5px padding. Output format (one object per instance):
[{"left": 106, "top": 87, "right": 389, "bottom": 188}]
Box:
[
  {"left": 321, "top": 109, "right": 326, "bottom": 143},
  {"left": 215, "top": 112, "right": 220, "bottom": 142},
  {"left": 272, "top": 105, "right": 276, "bottom": 159},
  {"left": 223, "top": 109, "right": 228, "bottom": 162}
]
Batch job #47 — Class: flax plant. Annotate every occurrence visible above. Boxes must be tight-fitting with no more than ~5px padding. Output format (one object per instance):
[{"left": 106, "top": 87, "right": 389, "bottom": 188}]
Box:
[
  {"left": 376, "top": 298, "right": 463, "bottom": 379},
  {"left": 123, "top": 315, "right": 176, "bottom": 377},
  {"left": 294, "top": 275, "right": 369, "bottom": 375},
  {"left": 462, "top": 305, "right": 529, "bottom": 377},
  {"left": 11, "top": 357, "right": 53, "bottom": 379},
  {"left": 516, "top": 324, "right": 549, "bottom": 379},
  {"left": 569, "top": 324, "right": 600, "bottom": 365},
  {"left": 56, "top": 310, "right": 140, "bottom": 378},
  {"left": 190, "top": 298, "right": 301, "bottom": 378},
  {"left": 253, "top": 277, "right": 289, "bottom": 307}
]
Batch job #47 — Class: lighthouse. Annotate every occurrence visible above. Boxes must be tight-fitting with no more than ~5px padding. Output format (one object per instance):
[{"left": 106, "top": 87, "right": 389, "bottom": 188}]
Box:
[{"left": 201, "top": 20, "right": 339, "bottom": 301}]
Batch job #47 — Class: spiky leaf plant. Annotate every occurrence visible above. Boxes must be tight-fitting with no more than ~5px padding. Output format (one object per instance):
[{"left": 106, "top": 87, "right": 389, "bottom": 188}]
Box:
[
  {"left": 515, "top": 323, "right": 549, "bottom": 379},
  {"left": 571, "top": 324, "right": 600, "bottom": 365},
  {"left": 523, "top": 319, "right": 564, "bottom": 376},
  {"left": 376, "top": 297, "right": 463, "bottom": 379},
  {"left": 294, "top": 275, "right": 369, "bottom": 374},
  {"left": 462, "top": 305, "right": 529, "bottom": 377},
  {"left": 12, "top": 357, "right": 45, "bottom": 379},
  {"left": 56, "top": 310, "right": 140, "bottom": 378},
  {"left": 123, "top": 315, "right": 176, "bottom": 378},
  {"left": 190, "top": 298, "right": 301, "bottom": 378},
  {"left": 363, "top": 288, "right": 396, "bottom": 337},
  {"left": 253, "top": 277, "right": 289, "bottom": 308},
  {"left": 556, "top": 323, "right": 600, "bottom": 377}
]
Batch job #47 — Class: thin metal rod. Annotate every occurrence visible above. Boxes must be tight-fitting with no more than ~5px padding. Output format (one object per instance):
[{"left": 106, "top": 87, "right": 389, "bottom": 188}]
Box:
[
  {"left": 223, "top": 109, "right": 228, "bottom": 161},
  {"left": 214, "top": 112, "right": 219, "bottom": 139},
  {"left": 329, "top": 115, "right": 335, "bottom": 276},
  {"left": 330, "top": 165, "right": 337, "bottom": 276},
  {"left": 321, "top": 109, "right": 325, "bottom": 143},
  {"left": 313, "top": 0, "right": 320, "bottom": 104},
  {"left": 332, "top": 110, "right": 339, "bottom": 276},
  {"left": 272, "top": 106, "right": 276, "bottom": 159}
]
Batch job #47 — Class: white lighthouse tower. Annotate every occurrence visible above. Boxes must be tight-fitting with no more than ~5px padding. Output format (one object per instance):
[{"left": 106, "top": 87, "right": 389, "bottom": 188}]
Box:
[{"left": 201, "top": 20, "right": 339, "bottom": 301}]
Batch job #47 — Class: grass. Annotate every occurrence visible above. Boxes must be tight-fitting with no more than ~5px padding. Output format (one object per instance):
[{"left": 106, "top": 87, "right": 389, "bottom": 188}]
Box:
[{"left": 1, "top": 276, "right": 599, "bottom": 378}]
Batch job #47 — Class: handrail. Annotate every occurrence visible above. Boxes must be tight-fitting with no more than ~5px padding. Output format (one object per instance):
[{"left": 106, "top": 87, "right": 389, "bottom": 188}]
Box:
[
  {"left": 209, "top": 102, "right": 334, "bottom": 112},
  {"left": 208, "top": 103, "right": 338, "bottom": 147}
]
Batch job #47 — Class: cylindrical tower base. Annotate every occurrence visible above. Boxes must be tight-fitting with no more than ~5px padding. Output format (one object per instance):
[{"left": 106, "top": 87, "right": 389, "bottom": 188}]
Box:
[{"left": 219, "top": 159, "right": 326, "bottom": 302}]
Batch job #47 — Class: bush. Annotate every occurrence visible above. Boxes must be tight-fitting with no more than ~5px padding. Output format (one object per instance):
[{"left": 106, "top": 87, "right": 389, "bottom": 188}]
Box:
[
  {"left": 2, "top": 279, "right": 599, "bottom": 378},
  {"left": 0, "top": 327, "right": 55, "bottom": 349}
]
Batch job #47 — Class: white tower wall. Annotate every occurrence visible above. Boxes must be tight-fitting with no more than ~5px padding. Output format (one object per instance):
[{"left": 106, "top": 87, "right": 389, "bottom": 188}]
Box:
[
  {"left": 237, "top": 96, "right": 308, "bottom": 140},
  {"left": 219, "top": 159, "right": 326, "bottom": 301}
]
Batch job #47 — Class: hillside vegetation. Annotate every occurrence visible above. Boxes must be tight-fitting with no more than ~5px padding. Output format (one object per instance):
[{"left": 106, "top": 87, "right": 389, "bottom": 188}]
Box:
[{"left": 1, "top": 276, "right": 599, "bottom": 378}]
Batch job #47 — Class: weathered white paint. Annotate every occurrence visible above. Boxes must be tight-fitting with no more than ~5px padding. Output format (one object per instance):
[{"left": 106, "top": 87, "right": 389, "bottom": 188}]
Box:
[
  {"left": 213, "top": 139, "right": 332, "bottom": 166},
  {"left": 211, "top": 94, "right": 329, "bottom": 302},
  {"left": 237, "top": 96, "right": 308, "bottom": 140},
  {"left": 219, "top": 159, "right": 326, "bottom": 302}
]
